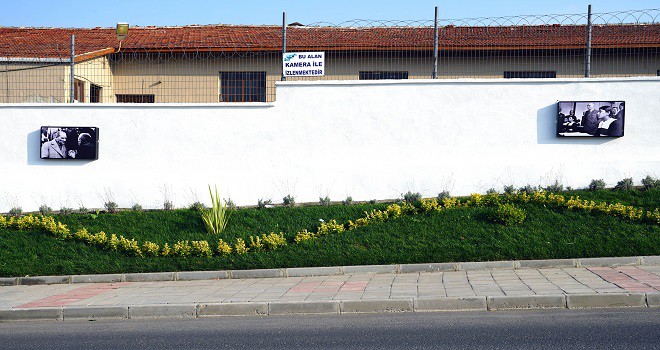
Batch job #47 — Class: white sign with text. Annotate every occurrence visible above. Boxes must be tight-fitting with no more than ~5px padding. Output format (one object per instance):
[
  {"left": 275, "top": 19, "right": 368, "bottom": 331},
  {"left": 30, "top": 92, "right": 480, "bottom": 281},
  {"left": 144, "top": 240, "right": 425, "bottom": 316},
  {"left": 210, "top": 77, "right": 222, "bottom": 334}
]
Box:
[{"left": 282, "top": 52, "right": 325, "bottom": 77}]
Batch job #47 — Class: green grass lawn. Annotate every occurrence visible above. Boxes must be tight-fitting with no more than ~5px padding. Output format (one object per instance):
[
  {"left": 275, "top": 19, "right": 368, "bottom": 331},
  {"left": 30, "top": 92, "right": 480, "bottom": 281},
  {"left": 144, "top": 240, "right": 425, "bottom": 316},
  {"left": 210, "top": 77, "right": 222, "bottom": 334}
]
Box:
[{"left": 1, "top": 189, "right": 658, "bottom": 277}]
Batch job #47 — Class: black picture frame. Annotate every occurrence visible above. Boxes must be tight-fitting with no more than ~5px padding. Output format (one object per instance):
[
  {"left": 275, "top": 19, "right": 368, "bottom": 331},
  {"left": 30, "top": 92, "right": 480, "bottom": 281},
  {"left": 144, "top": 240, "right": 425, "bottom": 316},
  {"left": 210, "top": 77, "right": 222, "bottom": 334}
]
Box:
[
  {"left": 40, "top": 126, "right": 99, "bottom": 160},
  {"left": 556, "top": 101, "right": 625, "bottom": 137}
]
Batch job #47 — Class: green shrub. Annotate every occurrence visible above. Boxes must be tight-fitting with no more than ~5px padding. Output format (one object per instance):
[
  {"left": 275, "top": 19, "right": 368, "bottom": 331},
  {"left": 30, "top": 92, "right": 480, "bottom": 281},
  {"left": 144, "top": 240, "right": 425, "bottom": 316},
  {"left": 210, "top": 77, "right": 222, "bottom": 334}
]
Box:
[
  {"left": 503, "top": 185, "right": 516, "bottom": 195},
  {"left": 614, "top": 178, "right": 634, "bottom": 191},
  {"left": 257, "top": 198, "right": 272, "bottom": 209},
  {"left": 342, "top": 196, "right": 353, "bottom": 205},
  {"left": 163, "top": 201, "right": 174, "bottom": 211},
  {"left": 104, "top": 201, "right": 118, "bottom": 213},
  {"left": 319, "top": 196, "right": 331, "bottom": 206},
  {"left": 641, "top": 176, "right": 660, "bottom": 190},
  {"left": 588, "top": 179, "right": 606, "bottom": 191},
  {"left": 189, "top": 201, "right": 206, "bottom": 211},
  {"left": 518, "top": 185, "right": 537, "bottom": 195},
  {"left": 545, "top": 180, "right": 564, "bottom": 193},
  {"left": 59, "top": 207, "right": 74, "bottom": 215},
  {"left": 39, "top": 205, "right": 52, "bottom": 216},
  {"left": 491, "top": 203, "right": 526, "bottom": 226},
  {"left": 131, "top": 204, "right": 143, "bottom": 212},
  {"left": 282, "top": 195, "right": 295, "bottom": 206},
  {"left": 402, "top": 191, "right": 422, "bottom": 203},
  {"left": 437, "top": 191, "right": 451, "bottom": 200}
]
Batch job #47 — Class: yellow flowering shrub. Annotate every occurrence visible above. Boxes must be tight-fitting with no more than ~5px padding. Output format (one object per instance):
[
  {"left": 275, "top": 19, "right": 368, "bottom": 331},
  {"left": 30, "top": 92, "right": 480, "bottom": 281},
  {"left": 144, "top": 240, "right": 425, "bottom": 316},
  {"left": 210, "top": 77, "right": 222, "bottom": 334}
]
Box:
[
  {"left": 191, "top": 240, "right": 212, "bottom": 257},
  {"left": 108, "top": 234, "right": 120, "bottom": 251},
  {"left": 318, "top": 220, "right": 345, "bottom": 235},
  {"left": 386, "top": 203, "right": 403, "bottom": 217},
  {"left": 249, "top": 236, "right": 264, "bottom": 251},
  {"left": 172, "top": 240, "right": 192, "bottom": 257},
  {"left": 142, "top": 241, "right": 160, "bottom": 256},
  {"left": 262, "top": 232, "right": 287, "bottom": 250},
  {"left": 234, "top": 238, "right": 248, "bottom": 254},
  {"left": 89, "top": 231, "right": 108, "bottom": 245},
  {"left": 294, "top": 229, "right": 315, "bottom": 243},
  {"left": 216, "top": 239, "right": 232, "bottom": 255},
  {"left": 118, "top": 236, "right": 142, "bottom": 256},
  {"left": 161, "top": 243, "right": 172, "bottom": 256},
  {"left": 73, "top": 228, "right": 92, "bottom": 242}
]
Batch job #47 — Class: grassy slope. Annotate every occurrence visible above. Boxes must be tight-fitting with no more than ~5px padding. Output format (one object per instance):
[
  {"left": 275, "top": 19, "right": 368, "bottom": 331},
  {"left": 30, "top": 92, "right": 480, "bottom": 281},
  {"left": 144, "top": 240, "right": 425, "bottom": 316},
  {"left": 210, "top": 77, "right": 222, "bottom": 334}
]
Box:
[{"left": 0, "top": 190, "right": 658, "bottom": 277}]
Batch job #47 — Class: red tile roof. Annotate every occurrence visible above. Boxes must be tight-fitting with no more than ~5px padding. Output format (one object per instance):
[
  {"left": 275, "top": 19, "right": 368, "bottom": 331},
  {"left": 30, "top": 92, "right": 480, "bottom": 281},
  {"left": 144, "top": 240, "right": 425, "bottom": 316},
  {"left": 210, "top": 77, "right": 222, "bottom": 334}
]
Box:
[{"left": 0, "top": 23, "right": 658, "bottom": 59}]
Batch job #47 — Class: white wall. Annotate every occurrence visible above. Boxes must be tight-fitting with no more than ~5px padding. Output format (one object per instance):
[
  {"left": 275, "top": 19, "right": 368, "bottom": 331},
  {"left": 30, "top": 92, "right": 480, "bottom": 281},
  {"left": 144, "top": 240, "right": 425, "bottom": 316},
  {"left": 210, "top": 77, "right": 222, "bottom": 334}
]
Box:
[{"left": 1, "top": 77, "right": 658, "bottom": 212}]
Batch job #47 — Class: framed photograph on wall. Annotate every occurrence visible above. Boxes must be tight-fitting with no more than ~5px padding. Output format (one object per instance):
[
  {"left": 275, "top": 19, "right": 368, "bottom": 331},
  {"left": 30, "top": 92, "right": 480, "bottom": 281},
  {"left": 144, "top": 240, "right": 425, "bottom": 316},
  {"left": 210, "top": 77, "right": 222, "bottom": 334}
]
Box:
[
  {"left": 556, "top": 101, "right": 625, "bottom": 137},
  {"left": 40, "top": 126, "right": 99, "bottom": 160}
]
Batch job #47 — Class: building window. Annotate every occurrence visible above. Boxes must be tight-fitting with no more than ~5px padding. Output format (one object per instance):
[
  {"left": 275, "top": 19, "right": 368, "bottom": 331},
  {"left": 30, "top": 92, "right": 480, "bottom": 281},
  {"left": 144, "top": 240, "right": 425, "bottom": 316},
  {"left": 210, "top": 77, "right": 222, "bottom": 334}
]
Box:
[
  {"left": 359, "top": 71, "right": 409, "bottom": 80},
  {"left": 116, "top": 94, "right": 155, "bottom": 103},
  {"left": 503, "top": 71, "right": 557, "bottom": 78},
  {"left": 74, "top": 79, "right": 85, "bottom": 102},
  {"left": 219, "top": 72, "right": 266, "bottom": 102},
  {"left": 90, "top": 84, "right": 101, "bottom": 103}
]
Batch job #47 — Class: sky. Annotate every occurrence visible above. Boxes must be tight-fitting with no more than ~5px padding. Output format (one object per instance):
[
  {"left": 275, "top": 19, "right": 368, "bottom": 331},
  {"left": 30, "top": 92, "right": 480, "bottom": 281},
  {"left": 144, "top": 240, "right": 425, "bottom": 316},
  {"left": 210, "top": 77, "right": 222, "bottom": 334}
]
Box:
[{"left": 1, "top": 0, "right": 659, "bottom": 28}]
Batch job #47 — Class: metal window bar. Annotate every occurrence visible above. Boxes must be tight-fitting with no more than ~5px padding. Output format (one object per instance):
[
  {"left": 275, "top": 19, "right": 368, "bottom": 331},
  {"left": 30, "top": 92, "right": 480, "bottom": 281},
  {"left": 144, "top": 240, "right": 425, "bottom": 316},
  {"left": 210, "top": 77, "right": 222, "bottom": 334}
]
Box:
[{"left": 0, "top": 8, "right": 657, "bottom": 103}]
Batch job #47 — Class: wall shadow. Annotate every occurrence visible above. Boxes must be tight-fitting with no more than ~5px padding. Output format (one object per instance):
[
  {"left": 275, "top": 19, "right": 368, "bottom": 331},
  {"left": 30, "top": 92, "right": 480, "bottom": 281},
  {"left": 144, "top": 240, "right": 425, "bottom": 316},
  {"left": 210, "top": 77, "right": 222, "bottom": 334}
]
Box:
[
  {"left": 27, "top": 130, "right": 95, "bottom": 166},
  {"left": 537, "top": 104, "right": 612, "bottom": 145}
]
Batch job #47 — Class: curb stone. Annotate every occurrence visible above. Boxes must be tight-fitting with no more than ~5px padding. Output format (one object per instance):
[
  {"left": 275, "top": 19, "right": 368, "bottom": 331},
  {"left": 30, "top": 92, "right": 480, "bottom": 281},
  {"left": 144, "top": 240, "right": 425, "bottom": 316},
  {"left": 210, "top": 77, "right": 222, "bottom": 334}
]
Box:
[
  {"left": 414, "top": 297, "right": 487, "bottom": 311},
  {"left": 646, "top": 293, "right": 660, "bottom": 307},
  {"left": 566, "top": 293, "right": 647, "bottom": 309},
  {"left": 487, "top": 295, "right": 566, "bottom": 310}
]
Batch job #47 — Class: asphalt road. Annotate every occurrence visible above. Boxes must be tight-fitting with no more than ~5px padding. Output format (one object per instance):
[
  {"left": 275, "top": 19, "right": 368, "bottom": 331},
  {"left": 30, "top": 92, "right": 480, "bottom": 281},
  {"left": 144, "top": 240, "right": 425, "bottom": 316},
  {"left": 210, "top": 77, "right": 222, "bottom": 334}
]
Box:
[{"left": 1, "top": 309, "right": 658, "bottom": 349}]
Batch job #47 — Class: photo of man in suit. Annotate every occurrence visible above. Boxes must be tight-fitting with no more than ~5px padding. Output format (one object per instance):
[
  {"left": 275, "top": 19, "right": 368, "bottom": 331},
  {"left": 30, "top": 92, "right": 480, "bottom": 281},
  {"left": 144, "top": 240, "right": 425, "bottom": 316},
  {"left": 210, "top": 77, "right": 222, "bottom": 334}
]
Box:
[
  {"left": 581, "top": 102, "right": 599, "bottom": 135},
  {"left": 40, "top": 130, "right": 70, "bottom": 158}
]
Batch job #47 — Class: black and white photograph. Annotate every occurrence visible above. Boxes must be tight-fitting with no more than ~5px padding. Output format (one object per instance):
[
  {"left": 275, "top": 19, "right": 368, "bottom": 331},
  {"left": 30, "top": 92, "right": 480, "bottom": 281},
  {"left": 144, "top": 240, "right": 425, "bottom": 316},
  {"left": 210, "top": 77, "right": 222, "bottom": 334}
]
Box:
[
  {"left": 40, "top": 126, "right": 99, "bottom": 160},
  {"left": 556, "top": 101, "right": 625, "bottom": 137}
]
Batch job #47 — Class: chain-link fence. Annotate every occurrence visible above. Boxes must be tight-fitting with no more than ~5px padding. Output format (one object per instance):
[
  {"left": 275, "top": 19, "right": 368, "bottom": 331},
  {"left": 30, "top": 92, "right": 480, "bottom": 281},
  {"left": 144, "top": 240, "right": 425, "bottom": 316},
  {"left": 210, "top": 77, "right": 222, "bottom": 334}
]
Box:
[{"left": 1, "top": 8, "right": 658, "bottom": 103}]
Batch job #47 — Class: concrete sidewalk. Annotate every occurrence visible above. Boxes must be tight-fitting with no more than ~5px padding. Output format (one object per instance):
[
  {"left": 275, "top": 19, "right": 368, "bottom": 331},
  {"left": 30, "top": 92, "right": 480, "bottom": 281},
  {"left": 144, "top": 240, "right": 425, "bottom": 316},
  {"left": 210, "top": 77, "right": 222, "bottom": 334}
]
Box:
[{"left": 1, "top": 256, "right": 659, "bottom": 321}]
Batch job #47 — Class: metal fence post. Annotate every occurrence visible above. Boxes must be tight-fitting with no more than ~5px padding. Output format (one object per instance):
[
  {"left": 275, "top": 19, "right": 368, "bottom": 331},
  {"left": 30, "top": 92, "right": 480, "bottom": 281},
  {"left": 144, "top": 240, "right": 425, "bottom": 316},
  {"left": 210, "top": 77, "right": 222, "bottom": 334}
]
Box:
[
  {"left": 585, "top": 4, "right": 592, "bottom": 78},
  {"left": 70, "top": 34, "right": 75, "bottom": 103},
  {"left": 433, "top": 6, "right": 439, "bottom": 79},
  {"left": 282, "top": 12, "right": 287, "bottom": 81}
]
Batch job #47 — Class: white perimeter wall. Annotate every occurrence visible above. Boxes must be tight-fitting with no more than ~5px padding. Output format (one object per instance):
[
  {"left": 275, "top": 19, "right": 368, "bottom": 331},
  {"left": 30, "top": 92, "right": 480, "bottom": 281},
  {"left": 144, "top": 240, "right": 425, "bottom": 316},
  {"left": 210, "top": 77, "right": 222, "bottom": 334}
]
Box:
[{"left": 1, "top": 77, "right": 658, "bottom": 212}]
